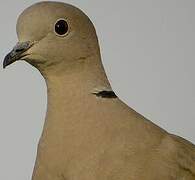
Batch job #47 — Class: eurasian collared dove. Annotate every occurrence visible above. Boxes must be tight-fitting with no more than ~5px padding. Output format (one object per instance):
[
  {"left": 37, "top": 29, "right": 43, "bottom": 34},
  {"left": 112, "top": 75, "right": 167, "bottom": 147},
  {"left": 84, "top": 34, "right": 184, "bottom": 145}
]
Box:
[{"left": 3, "top": 1, "right": 195, "bottom": 180}]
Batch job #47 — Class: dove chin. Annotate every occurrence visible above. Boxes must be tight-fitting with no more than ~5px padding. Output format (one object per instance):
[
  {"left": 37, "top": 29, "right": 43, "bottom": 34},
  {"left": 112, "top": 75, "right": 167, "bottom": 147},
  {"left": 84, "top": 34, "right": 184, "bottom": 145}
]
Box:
[{"left": 3, "top": 41, "right": 32, "bottom": 68}]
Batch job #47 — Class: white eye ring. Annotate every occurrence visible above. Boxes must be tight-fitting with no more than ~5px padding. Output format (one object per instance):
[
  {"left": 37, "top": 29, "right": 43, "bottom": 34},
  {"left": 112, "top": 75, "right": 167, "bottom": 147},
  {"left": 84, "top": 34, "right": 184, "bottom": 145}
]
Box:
[{"left": 54, "top": 18, "right": 69, "bottom": 37}]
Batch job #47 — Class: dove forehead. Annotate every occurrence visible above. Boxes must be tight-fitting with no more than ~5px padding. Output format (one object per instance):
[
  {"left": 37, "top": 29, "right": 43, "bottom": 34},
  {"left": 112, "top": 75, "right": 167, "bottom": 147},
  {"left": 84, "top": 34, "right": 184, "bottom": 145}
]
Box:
[{"left": 16, "top": 1, "right": 91, "bottom": 41}]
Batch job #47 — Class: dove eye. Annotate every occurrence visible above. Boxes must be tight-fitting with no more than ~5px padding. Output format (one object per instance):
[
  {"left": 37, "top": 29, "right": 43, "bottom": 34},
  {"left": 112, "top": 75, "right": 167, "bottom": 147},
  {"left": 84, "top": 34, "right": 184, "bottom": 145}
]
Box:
[{"left": 54, "top": 19, "right": 69, "bottom": 36}]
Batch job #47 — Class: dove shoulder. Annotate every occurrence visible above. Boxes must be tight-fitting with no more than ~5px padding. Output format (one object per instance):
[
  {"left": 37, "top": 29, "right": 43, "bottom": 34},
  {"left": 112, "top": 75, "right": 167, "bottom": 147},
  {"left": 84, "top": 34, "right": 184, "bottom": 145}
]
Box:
[{"left": 149, "top": 133, "right": 195, "bottom": 179}]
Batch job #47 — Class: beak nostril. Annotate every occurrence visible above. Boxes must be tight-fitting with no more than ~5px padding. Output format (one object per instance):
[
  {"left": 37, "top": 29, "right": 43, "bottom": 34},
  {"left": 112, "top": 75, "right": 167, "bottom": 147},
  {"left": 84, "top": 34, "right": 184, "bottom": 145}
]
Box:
[
  {"left": 15, "top": 48, "right": 25, "bottom": 53},
  {"left": 13, "top": 41, "right": 32, "bottom": 53}
]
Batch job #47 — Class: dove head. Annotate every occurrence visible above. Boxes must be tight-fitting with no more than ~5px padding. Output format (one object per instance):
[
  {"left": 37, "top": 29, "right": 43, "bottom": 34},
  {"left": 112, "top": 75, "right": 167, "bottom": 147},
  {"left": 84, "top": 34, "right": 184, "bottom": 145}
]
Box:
[{"left": 4, "top": 1, "right": 100, "bottom": 74}]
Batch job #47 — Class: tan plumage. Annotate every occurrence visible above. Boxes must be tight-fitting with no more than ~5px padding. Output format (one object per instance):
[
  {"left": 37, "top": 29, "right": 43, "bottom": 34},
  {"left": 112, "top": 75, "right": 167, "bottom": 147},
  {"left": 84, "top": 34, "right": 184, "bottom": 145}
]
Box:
[{"left": 3, "top": 1, "right": 195, "bottom": 180}]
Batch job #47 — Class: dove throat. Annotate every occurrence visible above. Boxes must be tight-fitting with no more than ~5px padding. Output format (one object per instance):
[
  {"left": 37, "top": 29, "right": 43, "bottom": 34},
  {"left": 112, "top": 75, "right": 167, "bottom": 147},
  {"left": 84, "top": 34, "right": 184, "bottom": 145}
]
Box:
[{"left": 41, "top": 53, "right": 112, "bottom": 123}]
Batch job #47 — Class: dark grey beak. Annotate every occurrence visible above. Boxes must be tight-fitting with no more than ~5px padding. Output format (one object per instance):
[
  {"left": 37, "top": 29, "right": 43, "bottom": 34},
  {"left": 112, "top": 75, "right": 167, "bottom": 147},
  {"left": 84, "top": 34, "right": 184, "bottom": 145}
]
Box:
[{"left": 3, "top": 41, "right": 32, "bottom": 68}]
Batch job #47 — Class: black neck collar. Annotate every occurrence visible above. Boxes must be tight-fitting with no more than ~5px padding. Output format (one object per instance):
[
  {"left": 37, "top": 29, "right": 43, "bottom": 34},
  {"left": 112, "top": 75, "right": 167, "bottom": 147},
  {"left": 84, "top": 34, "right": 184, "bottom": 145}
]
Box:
[{"left": 92, "top": 90, "right": 117, "bottom": 99}]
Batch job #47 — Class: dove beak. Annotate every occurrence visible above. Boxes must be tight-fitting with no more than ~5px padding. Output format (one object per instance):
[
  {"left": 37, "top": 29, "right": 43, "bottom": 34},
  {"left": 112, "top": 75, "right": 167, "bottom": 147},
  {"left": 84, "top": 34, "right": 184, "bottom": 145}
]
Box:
[{"left": 3, "top": 41, "right": 33, "bottom": 68}]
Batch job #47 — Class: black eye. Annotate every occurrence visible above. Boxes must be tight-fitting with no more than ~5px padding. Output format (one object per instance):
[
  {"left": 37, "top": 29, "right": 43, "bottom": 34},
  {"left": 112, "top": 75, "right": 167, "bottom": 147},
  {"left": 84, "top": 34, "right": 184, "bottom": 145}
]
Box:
[{"left": 55, "top": 19, "right": 69, "bottom": 36}]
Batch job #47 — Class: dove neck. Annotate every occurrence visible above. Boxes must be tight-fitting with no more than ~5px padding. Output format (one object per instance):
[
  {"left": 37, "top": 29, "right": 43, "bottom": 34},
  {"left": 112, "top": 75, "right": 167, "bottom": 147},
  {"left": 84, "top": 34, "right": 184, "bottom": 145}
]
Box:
[
  {"left": 42, "top": 54, "right": 111, "bottom": 110},
  {"left": 38, "top": 55, "right": 111, "bottom": 139}
]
